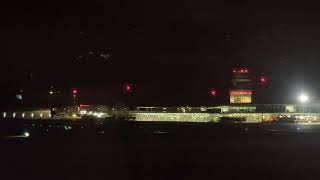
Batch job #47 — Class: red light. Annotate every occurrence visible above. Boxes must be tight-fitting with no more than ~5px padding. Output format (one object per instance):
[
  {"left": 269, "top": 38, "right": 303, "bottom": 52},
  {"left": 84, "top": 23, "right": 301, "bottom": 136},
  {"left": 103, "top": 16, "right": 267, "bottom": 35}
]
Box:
[
  {"left": 238, "top": 68, "right": 248, "bottom": 73},
  {"left": 80, "top": 104, "right": 90, "bottom": 108},
  {"left": 72, "top": 89, "right": 78, "bottom": 95},
  {"left": 260, "top": 76, "right": 267, "bottom": 84},
  {"left": 210, "top": 89, "right": 217, "bottom": 96},
  {"left": 125, "top": 84, "right": 132, "bottom": 92}
]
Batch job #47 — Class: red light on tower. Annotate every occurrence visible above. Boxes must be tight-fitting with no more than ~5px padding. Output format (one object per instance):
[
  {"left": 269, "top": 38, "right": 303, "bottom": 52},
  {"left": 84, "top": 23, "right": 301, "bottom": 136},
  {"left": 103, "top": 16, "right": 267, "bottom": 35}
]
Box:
[
  {"left": 210, "top": 89, "right": 217, "bottom": 97},
  {"left": 72, "top": 88, "right": 78, "bottom": 105},
  {"left": 72, "top": 89, "right": 78, "bottom": 95}
]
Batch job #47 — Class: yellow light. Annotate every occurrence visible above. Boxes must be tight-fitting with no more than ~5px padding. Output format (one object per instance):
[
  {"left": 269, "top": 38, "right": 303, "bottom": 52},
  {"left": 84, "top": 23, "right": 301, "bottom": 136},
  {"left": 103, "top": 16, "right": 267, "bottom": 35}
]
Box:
[{"left": 72, "top": 114, "right": 77, "bottom": 118}]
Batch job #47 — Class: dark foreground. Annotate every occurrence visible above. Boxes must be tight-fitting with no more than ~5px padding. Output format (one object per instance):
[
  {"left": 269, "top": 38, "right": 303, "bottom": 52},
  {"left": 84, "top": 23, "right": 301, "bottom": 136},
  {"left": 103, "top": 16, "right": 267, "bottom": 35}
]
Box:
[{"left": 1, "top": 119, "right": 320, "bottom": 180}]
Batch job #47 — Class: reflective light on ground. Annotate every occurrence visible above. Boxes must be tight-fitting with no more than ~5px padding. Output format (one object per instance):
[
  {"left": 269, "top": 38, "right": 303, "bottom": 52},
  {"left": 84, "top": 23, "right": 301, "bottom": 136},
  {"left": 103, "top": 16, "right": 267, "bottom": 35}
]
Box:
[{"left": 154, "top": 131, "right": 168, "bottom": 134}]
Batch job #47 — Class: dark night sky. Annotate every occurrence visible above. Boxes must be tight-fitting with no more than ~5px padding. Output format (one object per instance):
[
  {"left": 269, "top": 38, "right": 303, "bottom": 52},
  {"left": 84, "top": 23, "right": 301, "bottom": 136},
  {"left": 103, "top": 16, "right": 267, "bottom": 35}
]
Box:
[{"left": 2, "top": 0, "right": 320, "bottom": 108}]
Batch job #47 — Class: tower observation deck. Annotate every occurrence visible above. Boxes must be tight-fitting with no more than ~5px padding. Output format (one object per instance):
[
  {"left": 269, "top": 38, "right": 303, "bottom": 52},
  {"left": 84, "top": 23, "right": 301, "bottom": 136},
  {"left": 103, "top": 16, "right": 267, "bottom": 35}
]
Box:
[{"left": 230, "top": 68, "right": 252, "bottom": 104}]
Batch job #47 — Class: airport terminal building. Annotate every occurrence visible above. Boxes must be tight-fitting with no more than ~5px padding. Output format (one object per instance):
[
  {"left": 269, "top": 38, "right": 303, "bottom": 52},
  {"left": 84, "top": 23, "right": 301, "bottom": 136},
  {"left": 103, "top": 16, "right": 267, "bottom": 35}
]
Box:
[{"left": 2, "top": 68, "right": 320, "bottom": 123}]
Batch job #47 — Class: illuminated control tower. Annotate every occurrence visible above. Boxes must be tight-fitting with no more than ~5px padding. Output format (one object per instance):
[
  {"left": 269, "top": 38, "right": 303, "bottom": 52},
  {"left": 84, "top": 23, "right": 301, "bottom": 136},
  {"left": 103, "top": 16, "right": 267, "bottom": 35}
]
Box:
[{"left": 230, "top": 68, "right": 252, "bottom": 104}]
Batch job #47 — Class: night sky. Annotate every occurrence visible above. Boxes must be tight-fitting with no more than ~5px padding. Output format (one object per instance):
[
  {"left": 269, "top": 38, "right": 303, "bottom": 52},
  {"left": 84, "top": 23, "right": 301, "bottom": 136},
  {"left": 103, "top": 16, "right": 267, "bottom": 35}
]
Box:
[{"left": 2, "top": 0, "right": 320, "bottom": 108}]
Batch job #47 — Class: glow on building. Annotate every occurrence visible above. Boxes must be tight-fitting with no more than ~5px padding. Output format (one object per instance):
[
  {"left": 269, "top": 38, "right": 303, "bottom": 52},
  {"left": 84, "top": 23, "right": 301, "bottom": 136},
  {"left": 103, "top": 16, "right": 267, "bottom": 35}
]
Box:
[{"left": 230, "top": 68, "right": 252, "bottom": 104}]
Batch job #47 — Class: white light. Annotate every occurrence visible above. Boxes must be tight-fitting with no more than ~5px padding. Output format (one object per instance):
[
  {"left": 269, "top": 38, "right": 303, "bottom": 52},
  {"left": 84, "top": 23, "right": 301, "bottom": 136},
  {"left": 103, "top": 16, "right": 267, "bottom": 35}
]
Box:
[
  {"left": 24, "top": 132, "right": 30, "bottom": 137},
  {"left": 80, "top": 110, "right": 87, "bottom": 115},
  {"left": 13, "top": 112, "right": 16, "bottom": 118},
  {"left": 299, "top": 94, "right": 309, "bottom": 103},
  {"left": 22, "top": 113, "right": 25, "bottom": 118},
  {"left": 40, "top": 113, "right": 43, "bottom": 118},
  {"left": 31, "top": 113, "right": 34, "bottom": 118},
  {"left": 3, "top": 112, "right": 6, "bottom": 118},
  {"left": 97, "top": 113, "right": 102, "bottom": 118}
]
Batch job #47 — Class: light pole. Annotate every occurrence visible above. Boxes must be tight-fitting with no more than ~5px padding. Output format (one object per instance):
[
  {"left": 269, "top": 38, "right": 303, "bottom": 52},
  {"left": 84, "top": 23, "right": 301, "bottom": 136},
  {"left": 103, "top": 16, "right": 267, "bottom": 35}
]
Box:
[
  {"left": 259, "top": 76, "right": 268, "bottom": 122},
  {"left": 210, "top": 88, "right": 217, "bottom": 106},
  {"left": 72, "top": 89, "right": 78, "bottom": 105},
  {"left": 123, "top": 84, "right": 133, "bottom": 108}
]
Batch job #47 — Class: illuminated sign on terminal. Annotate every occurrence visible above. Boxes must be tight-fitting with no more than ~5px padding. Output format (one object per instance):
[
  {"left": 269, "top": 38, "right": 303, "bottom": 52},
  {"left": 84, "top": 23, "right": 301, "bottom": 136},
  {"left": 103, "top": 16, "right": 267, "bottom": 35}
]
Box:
[{"left": 229, "top": 90, "right": 252, "bottom": 95}]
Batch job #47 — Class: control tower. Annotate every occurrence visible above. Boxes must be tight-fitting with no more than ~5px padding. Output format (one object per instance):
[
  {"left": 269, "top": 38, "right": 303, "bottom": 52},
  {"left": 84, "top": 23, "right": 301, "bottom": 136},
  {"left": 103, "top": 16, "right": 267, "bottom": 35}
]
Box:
[{"left": 230, "top": 68, "right": 252, "bottom": 104}]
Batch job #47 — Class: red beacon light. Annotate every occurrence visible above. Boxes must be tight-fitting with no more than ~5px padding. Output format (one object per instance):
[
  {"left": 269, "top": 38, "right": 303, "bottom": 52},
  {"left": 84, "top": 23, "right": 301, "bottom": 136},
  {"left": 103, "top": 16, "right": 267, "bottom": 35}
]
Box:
[
  {"left": 210, "top": 89, "right": 217, "bottom": 96},
  {"left": 125, "top": 84, "right": 132, "bottom": 93},
  {"left": 72, "top": 89, "right": 78, "bottom": 95},
  {"left": 260, "top": 76, "right": 268, "bottom": 84}
]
